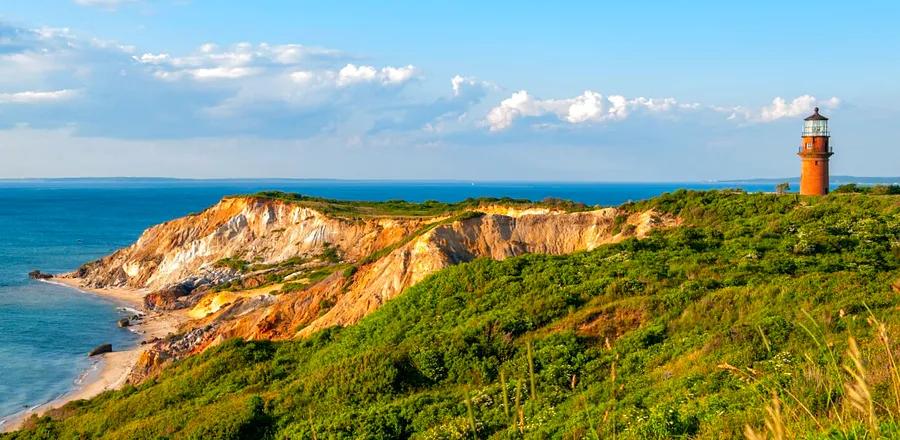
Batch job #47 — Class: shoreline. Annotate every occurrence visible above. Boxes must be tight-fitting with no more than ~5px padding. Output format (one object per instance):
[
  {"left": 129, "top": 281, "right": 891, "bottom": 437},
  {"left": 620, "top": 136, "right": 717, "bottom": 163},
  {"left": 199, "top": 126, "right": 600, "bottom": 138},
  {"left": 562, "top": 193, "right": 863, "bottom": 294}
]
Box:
[{"left": 0, "top": 278, "right": 186, "bottom": 433}]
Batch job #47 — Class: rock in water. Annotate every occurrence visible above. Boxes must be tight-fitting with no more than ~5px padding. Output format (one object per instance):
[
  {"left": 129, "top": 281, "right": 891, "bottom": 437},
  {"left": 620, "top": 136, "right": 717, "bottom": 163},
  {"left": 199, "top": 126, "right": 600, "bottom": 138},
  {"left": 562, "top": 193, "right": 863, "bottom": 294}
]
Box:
[
  {"left": 89, "top": 344, "right": 113, "bottom": 356},
  {"left": 117, "top": 318, "right": 131, "bottom": 328},
  {"left": 28, "top": 270, "right": 53, "bottom": 280}
]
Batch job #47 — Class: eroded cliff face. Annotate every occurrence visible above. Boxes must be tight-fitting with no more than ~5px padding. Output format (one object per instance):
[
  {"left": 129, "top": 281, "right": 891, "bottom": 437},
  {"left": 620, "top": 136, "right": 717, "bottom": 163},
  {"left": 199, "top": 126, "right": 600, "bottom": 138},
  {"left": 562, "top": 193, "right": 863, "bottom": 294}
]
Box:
[
  {"left": 65, "top": 196, "right": 678, "bottom": 382},
  {"left": 74, "top": 197, "right": 430, "bottom": 290}
]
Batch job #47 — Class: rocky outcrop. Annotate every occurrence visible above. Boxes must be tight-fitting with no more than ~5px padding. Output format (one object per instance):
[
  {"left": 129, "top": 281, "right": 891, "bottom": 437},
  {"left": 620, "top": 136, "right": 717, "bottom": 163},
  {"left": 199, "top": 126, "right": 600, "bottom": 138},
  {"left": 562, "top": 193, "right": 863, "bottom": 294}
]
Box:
[
  {"left": 144, "top": 284, "right": 194, "bottom": 311},
  {"left": 88, "top": 344, "right": 112, "bottom": 356},
  {"left": 64, "top": 195, "right": 678, "bottom": 383},
  {"left": 28, "top": 270, "right": 53, "bottom": 280}
]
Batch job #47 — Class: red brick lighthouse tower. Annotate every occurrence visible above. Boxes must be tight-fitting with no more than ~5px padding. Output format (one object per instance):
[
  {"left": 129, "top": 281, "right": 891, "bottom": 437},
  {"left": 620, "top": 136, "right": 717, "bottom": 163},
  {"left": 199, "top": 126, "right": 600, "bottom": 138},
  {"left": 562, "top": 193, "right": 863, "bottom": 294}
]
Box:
[{"left": 798, "top": 107, "right": 833, "bottom": 195}]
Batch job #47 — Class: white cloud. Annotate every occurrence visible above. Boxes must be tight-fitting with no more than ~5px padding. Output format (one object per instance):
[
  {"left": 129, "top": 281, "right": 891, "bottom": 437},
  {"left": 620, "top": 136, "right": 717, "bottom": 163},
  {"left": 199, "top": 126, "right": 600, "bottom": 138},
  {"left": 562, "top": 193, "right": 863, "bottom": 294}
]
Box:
[
  {"left": 135, "top": 53, "right": 170, "bottom": 65},
  {"left": 486, "top": 90, "right": 688, "bottom": 131},
  {"left": 487, "top": 90, "right": 843, "bottom": 130},
  {"left": 185, "top": 66, "right": 259, "bottom": 80},
  {"left": 714, "top": 95, "right": 841, "bottom": 123},
  {"left": 449, "top": 75, "right": 494, "bottom": 103},
  {"left": 450, "top": 75, "right": 471, "bottom": 96},
  {"left": 337, "top": 63, "right": 417, "bottom": 86},
  {"left": 486, "top": 91, "right": 536, "bottom": 131},
  {"left": 381, "top": 65, "right": 418, "bottom": 84},
  {"left": 0, "top": 89, "right": 79, "bottom": 104},
  {"left": 135, "top": 43, "right": 343, "bottom": 83},
  {"left": 336, "top": 64, "right": 377, "bottom": 85},
  {"left": 757, "top": 95, "right": 840, "bottom": 122}
]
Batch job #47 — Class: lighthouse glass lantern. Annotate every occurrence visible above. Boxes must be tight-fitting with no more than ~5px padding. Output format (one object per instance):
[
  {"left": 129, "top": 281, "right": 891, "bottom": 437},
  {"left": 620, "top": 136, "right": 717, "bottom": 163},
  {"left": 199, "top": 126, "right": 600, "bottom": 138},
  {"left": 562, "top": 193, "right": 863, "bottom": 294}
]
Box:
[{"left": 802, "top": 109, "right": 829, "bottom": 136}]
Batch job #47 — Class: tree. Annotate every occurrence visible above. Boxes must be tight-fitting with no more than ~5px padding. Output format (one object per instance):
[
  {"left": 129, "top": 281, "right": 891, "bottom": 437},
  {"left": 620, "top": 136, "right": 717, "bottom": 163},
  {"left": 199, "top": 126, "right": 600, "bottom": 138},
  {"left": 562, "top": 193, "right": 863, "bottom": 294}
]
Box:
[{"left": 775, "top": 182, "right": 790, "bottom": 195}]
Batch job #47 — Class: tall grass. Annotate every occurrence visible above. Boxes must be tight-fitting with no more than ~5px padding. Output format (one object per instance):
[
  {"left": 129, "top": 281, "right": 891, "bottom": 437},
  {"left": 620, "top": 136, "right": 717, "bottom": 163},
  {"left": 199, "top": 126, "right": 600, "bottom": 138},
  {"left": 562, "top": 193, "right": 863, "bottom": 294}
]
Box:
[
  {"left": 500, "top": 370, "right": 510, "bottom": 420},
  {"left": 464, "top": 387, "right": 478, "bottom": 440},
  {"left": 742, "top": 310, "right": 900, "bottom": 438},
  {"left": 527, "top": 341, "right": 537, "bottom": 401},
  {"left": 514, "top": 377, "right": 524, "bottom": 433}
]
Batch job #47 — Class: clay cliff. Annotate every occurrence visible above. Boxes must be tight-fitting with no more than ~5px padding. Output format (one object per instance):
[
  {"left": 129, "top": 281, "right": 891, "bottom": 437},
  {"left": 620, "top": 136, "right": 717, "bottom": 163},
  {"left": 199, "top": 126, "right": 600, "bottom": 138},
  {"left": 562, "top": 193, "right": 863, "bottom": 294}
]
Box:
[{"left": 63, "top": 195, "right": 678, "bottom": 382}]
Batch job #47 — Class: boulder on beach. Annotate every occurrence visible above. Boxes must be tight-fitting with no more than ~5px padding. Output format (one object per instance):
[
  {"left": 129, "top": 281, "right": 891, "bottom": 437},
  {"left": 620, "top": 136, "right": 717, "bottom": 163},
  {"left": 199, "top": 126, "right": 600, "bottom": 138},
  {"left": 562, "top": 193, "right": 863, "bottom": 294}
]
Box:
[
  {"left": 117, "top": 318, "right": 131, "bottom": 328},
  {"left": 144, "top": 283, "right": 192, "bottom": 311},
  {"left": 28, "top": 270, "right": 53, "bottom": 280},
  {"left": 88, "top": 343, "right": 113, "bottom": 356}
]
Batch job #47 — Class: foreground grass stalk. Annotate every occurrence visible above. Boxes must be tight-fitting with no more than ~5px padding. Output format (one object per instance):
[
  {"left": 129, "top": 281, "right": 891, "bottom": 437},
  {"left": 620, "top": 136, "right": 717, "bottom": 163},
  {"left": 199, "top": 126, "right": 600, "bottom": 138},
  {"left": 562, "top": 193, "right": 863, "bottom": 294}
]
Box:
[
  {"left": 527, "top": 341, "right": 537, "bottom": 401},
  {"left": 870, "top": 311, "right": 900, "bottom": 419},
  {"left": 845, "top": 337, "right": 878, "bottom": 435},
  {"left": 744, "top": 393, "right": 785, "bottom": 440},
  {"left": 308, "top": 409, "right": 318, "bottom": 440},
  {"left": 465, "top": 387, "right": 478, "bottom": 440},
  {"left": 798, "top": 309, "right": 846, "bottom": 427},
  {"left": 514, "top": 377, "right": 524, "bottom": 433},
  {"left": 610, "top": 357, "right": 618, "bottom": 440},
  {"left": 500, "top": 370, "right": 510, "bottom": 420}
]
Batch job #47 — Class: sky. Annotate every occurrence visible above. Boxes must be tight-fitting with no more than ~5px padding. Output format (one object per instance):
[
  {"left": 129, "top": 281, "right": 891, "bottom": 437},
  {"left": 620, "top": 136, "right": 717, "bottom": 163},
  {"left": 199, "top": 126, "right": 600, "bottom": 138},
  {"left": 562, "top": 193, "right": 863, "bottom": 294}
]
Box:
[{"left": 1, "top": 0, "right": 899, "bottom": 181}]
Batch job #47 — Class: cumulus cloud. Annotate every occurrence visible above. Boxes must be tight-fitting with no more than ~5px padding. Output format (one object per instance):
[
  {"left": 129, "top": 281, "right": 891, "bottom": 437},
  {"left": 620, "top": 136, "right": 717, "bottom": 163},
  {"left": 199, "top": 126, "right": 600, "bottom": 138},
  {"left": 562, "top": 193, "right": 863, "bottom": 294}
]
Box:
[
  {"left": 336, "top": 64, "right": 418, "bottom": 86},
  {"left": 133, "top": 43, "right": 418, "bottom": 96},
  {"left": 134, "top": 42, "right": 344, "bottom": 82},
  {"left": 487, "top": 89, "right": 842, "bottom": 130},
  {"left": 758, "top": 95, "right": 840, "bottom": 122},
  {"left": 486, "top": 90, "right": 693, "bottom": 131},
  {"left": 0, "top": 23, "right": 434, "bottom": 139},
  {"left": 0, "top": 89, "right": 80, "bottom": 104},
  {"left": 716, "top": 95, "right": 841, "bottom": 122},
  {"left": 450, "top": 74, "right": 494, "bottom": 99}
]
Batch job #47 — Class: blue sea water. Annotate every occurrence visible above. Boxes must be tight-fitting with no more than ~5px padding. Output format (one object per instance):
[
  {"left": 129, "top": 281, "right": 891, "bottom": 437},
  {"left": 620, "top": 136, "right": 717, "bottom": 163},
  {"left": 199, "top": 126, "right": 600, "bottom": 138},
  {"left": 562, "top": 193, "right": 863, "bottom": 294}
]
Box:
[{"left": 0, "top": 178, "right": 778, "bottom": 421}]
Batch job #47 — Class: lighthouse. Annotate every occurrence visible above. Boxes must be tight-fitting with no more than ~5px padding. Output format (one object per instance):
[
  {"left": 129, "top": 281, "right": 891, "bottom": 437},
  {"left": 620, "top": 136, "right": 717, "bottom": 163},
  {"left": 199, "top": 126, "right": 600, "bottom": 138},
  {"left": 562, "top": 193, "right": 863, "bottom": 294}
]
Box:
[{"left": 798, "top": 107, "right": 832, "bottom": 195}]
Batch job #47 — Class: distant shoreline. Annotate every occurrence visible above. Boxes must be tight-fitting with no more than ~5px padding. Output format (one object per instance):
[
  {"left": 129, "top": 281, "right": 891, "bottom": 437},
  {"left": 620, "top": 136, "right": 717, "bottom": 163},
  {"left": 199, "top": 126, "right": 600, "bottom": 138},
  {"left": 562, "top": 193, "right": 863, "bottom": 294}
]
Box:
[{"left": 0, "top": 278, "right": 185, "bottom": 433}]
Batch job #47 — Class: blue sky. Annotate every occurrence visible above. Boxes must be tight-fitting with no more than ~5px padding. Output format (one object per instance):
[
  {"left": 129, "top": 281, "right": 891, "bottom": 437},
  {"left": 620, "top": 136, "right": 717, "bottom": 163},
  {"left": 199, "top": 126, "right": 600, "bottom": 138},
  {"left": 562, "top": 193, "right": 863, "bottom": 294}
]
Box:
[{"left": 1, "top": 0, "right": 898, "bottom": 180}]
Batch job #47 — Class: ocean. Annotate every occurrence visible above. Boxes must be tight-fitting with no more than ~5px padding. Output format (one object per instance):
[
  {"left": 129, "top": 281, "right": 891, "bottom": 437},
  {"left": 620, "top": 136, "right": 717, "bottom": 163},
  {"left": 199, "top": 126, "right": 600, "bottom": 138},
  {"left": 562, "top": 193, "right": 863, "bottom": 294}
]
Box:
[{"left": 0, "top": 178, "right": 777, "bottom": 421}]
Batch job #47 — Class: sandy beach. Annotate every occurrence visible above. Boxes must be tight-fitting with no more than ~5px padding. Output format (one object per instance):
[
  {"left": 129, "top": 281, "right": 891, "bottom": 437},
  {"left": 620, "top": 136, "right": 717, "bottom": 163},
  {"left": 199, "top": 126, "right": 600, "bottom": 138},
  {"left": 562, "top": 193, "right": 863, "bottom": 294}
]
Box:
[{"left": 0, "top": 278, "right": 186, "bottom": 432}]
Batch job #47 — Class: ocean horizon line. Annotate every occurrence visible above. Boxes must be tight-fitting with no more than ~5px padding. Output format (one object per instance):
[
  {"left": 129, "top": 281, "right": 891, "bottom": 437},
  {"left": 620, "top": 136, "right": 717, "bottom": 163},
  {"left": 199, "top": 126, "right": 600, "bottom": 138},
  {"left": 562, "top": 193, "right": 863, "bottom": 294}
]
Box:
[{"left": 1, "top": 176, "right": 898, "bottom": 185}]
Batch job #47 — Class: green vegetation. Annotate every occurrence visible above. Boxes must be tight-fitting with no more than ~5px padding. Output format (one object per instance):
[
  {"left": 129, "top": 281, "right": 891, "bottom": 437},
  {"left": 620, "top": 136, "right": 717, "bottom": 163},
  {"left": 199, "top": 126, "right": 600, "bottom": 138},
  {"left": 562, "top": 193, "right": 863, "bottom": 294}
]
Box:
[
  {"left": 7, "top": 191, "right": 900, "bottom": 439},
  {"left": 833, "top": 183, "right": 900, "bottom": 195},
  {"left": 214, "top": 257, "right": 250, "bottom": 273},
  {"left": 213, "top": 246, "right": 348, "bottom": 294},
  {"left": 280, "top": 264, "right": 350, "bottom": 295},
  {"left": 237, "top": 191, "right": 591, "bottom": 219}
]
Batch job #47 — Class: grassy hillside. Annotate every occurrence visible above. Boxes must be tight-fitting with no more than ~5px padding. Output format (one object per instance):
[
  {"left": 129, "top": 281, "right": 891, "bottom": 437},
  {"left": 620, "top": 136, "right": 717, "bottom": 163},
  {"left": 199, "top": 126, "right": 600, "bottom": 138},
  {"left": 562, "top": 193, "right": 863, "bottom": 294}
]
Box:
[{"left": 7, "top": 191, "right": 900, "bottom": 439}]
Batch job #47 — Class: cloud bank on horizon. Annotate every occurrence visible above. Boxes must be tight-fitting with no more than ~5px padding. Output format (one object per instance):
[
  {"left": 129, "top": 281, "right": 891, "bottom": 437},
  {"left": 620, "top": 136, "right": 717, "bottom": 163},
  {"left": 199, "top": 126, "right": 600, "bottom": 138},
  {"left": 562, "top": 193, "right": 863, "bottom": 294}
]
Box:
[{"left": 0, "top": 1, "right": 896, "bottom": 180}]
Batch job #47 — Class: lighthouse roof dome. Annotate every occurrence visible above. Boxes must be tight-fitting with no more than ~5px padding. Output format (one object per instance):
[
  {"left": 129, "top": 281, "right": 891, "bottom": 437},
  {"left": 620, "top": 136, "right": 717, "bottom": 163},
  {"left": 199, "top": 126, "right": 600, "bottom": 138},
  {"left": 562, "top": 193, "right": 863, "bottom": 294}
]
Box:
[{"left": 804, "top": 107, "right": 829, "bottom": 121}]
